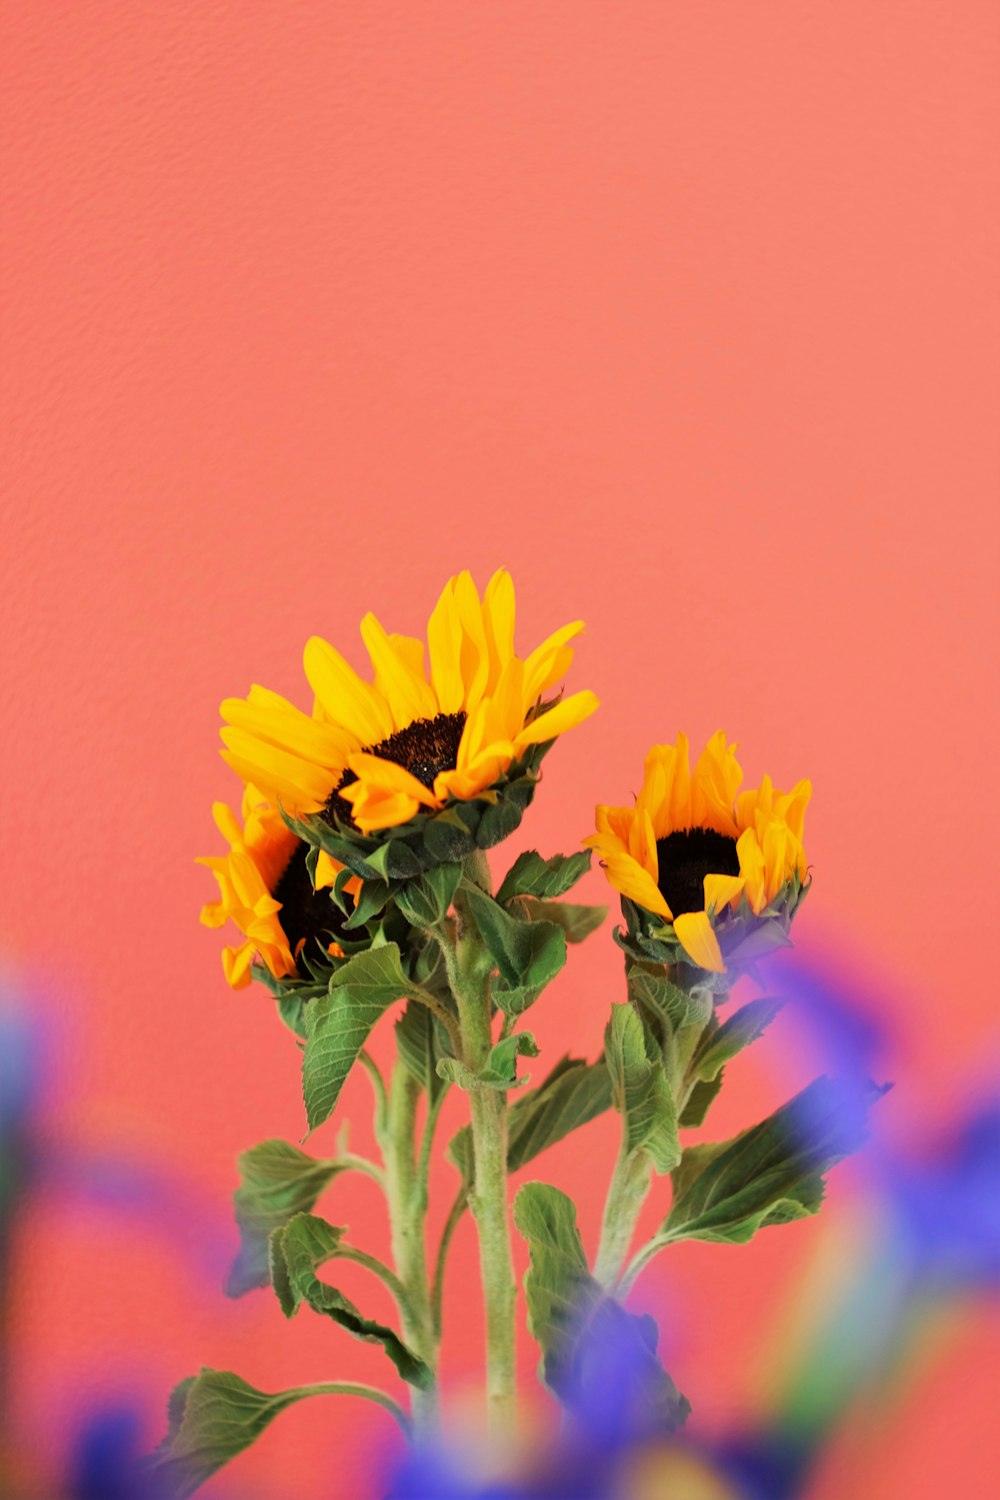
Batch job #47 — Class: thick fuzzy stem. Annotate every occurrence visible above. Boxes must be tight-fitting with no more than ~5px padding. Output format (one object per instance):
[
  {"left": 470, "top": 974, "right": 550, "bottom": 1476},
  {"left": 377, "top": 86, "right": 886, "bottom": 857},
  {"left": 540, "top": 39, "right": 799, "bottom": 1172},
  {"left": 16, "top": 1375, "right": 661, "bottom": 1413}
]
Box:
[
  {"left": 593, "top": 1147, "right": 653, "bottom": 1289},
  {"left": 450, "top": 863, "right": 518, "bottom": 1435},
  {"left": 383, "top": 1063, "right": 439, "bottom": 1436}
]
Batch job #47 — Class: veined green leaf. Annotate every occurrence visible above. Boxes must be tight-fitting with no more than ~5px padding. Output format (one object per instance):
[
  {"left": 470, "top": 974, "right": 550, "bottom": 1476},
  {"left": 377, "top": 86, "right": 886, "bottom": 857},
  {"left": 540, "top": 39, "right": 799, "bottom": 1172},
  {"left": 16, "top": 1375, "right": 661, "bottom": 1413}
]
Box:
[
  {"left": 394, "top": 862, "right": 462, "bottom": 928},
  {"left": 663, "top": 1075, "right": 885, "bottom": 1246},
  {"left": 464, "top": 886, "right": 567, "bottom": 1008},
  {"left": 395, "top": 998, "right": 450, "bottom": 1105},
  {"left": 604, "top": 1005, "right": 680, "bottom": 1174},
  {"left": 226, "top": 1140, "right": 346, "bottom": 1298},
  {"left": 437, "top": 1030, "right": 539, "bottom": 1091},
  {"left": 302, "top": 944, "right": 409, "bottom": 1131},
  {"left": 626, "top": 967, "right": 712, "bottom": 1082},
  {"left": 691, "top": 995, "right": 784, "bottom": 1083},
  {"left": 514, "top": 1183, "right": 688, "bottom": 1429},
  {"left": 269, "top": 1213, "right": 431, "bottom": 1386},
  {"left": 511, "top": 895, "right": 607, "bottom": 944},
  {"left": 496, "top": 849, "right": 593, "bottom": 904}
]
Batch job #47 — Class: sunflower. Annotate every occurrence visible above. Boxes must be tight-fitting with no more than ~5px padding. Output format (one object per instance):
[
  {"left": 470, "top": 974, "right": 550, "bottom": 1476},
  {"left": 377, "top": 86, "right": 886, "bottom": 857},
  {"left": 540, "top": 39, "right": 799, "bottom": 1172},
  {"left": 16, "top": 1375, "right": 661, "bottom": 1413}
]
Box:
[
  {"left": 217, "top": 570, "right": 598, "bottom": 842},
  {"left": 586, "top": 733, "right": 811, "bottom": 974},
  {"left": 198, "top": 785, "right": 354, "bottom": 989}
]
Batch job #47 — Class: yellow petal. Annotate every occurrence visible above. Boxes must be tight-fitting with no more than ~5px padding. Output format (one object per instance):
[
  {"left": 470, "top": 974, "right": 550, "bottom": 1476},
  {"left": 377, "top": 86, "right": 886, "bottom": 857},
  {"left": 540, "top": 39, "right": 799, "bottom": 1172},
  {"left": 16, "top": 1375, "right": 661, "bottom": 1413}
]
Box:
[
  {"left": 602, "top": 852, "right": 673, "bottom": 920},
  {"left": 673, "top": 911, "right": 726, "bottom": 973},
  {"left": 314, "top": 850, "right": 342, "bottom": 890},
  {"left": 303, "top": 635, "right": 394, "bottom": 747},
  {"left": 482, "top": 568, "right": 516, "bottom": 690},
  {"left": 522, "top": 622, "right": 584, "bottom": 702},
  {"left": 220, "top": 732, "right": 333, "bottom": 813},
  {"left": 453, "top": 571, "right": 490, "bottom": 711},
  {"left": 426, "top": 578, "right": 465, "bottom": 714},
  {"left": 513, "top": 690, "right": 599, "bottom": 748},
  {"left": 222, "top": 942, "right": 256, "bottom": 989},
  {"left": 703, "top": 872, "right": 745, "bottom": 914},
  {"left": 736, "top": 828, "right": 767, "bottom": 914},
  {"left": 360, "top": 612, "right": 438, "bottom": 728}
]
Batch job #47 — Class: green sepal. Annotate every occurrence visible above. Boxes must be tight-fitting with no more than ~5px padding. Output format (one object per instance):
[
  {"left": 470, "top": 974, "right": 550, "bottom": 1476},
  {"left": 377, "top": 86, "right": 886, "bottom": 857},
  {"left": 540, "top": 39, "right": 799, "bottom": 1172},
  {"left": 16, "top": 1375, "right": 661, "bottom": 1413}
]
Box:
[
  {"left": 282, "top": 738, "right": 553, "bottom": 878},
  {"left": 690, "top": 995, "right": 784, "bottom": 1083},
  {"left": 396, "top": 998, "right": 452, "bottom": 1105},
  {"left": 226, "top": 1140, "right": 347, "bottom": 1297},
  {"left": 269, "top": 1213, "right": 432, "bottom": 1386},
  {"left": 394, "top": 862, "right": 462, "bottom": 928},
  {"left": 463, "top": 886, "right": 567, "bottom": 1013},
  {"left": 301, "top": 944, "right": 409, "bottom": 1132},
  {"left": 437, "top": 1030, "right": 539, "bottom": 1091},
  {"left": 146, "top": 1369, "right": 328, "bottom": 1499},
  {"left": 662, "top": 1075, "right": 887, "bottom": 1246},
  {"left": 604, "top": 1004, "right": 680, "bottom": 1174},
  {"left": 342, "top": 877, "right": 396, "bottom": 929},
  {"left": 514, "top": 1183, "right": 689, "bottom": 1428},
  {"left": 495, "top": 849, "right": 593, "bottom": 904},
  {"left": 615, "top": 885, "right": 805, "bottom": 981}
]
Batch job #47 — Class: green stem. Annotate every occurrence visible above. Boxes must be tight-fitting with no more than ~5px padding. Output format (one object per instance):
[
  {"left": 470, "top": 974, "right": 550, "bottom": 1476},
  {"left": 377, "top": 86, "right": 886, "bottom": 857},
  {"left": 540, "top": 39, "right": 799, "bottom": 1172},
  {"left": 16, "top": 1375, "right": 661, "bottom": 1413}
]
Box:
[
  {"left": 289, "top": 1380, "right": 411, "bottom": 1436},
  {"left": 334, "top": 1152, "right": 386, "bottom": 1190},
  {"left": 335, "top": 1247, "right": 417, "bottom": 1322},
  {"left": 450, "top": 867, "right": 518, "bottom": 1435},
  {"left": 618, "top": 1234, "right": 671, "bottom": 1295},
  {"left": 431, "top": 1187, "right": 468, "bottom": 1338},
  {"left": 593, "top": 1147, "right": 653, "bottom": 1289},
  {"left": 383, "top": 1062, "right": 439, "bottom": 1436}
]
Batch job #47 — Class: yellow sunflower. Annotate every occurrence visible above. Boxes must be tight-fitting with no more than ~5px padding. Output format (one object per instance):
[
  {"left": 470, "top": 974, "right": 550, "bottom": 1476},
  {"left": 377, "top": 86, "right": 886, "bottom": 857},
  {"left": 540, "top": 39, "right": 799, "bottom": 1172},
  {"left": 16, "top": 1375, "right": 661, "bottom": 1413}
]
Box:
[
  {"left": 198, "top": 785, "right": 353, "bottom": 989},
  {"left": 586, "top": 733, "right": 811, "bottom": 974},
  {"left": 217, "top": 569, "right": 599, "bottom": 836}
]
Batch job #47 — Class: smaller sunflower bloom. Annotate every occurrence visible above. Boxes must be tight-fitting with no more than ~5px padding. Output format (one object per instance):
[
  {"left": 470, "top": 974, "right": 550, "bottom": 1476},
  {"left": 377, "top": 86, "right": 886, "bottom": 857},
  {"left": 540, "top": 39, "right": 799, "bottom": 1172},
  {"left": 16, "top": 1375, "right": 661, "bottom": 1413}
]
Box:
[
  {"left": 586, "top": 733, "right": 811, "bottom": 974},
  {"left": 198, "top": 786, "right": 356, "bottom": 989},
  {"left": 217, "top": 569, "right": 599, "bottom": 840}
]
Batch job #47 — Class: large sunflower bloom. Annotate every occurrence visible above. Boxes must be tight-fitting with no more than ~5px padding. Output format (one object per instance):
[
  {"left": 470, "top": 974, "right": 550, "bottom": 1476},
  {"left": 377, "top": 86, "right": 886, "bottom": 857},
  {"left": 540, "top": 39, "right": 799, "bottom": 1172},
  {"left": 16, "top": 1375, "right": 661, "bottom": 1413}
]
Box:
[
  {"left": 586, "top": 733, "right": 811, "bottom": 974},
  {"left": 218, "top": 569, "right": 599, "bottom": 836},
  {"left": 198, "top": 786, "right": 353, "bottom": 988}
]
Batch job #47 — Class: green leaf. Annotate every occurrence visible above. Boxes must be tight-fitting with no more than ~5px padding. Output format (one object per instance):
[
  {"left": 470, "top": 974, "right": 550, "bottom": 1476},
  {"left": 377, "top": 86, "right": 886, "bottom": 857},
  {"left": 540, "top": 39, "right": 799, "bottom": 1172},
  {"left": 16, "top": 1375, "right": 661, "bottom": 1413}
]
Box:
[
  {"left": 663, "top": 1076, "right": 884, "bottom": 1246},
  {"left": 626, "top": 967, "right": 713, "bottom": 1083},
  {"left": 361, "top": 839, "right": 425, "bottom": 881},
  {"left": 496, "top": 849, "right": 593, "bottom": 904},
  {"left": 395, "top": 999, "right": 449, "bottom": 1105},
  {"left": 464, "top": 886, "right": 567, "bottom": 1004},
  {"left": 302, "top": 944, "right": 408, "bottom": 1131},
  {"left": 511, "top": 896, "right": 607, "bottom": 944},
  {"left": 447, "top": 1055, "right": 611, "bottom": 1184},
  {"left": 604, "top": 1005, "right": 680, "bottom": 1174},
  {"left": 394, "top": 862, "right": 462, "bottom": 928},
  {"left": 269, "top": 1213, "right": 431, "bottom": 1386},
  {"left": 437, "top": 1030, "right": 539, "bottom": 1091},
  {"left": 147, "top": 1369, "right": 326, "bottom": 1498},
  {"left": 226, "top": 1140, "right": 346, "bottom": 1298},
  {"left": 691, "top": 996, "right": 784, "bottom": 1083},
  {"left": 514, "top": 1184, "right": 688, "bottom": 1429},
  {"left": 678, "top": 1072, "right": 725, "bottom": 1127},
  {"left": 507, "top": 1056, "right": 613, "bottom": 1172},
  {"left": 342, "top": 877, "right": 395, "bottom": 930}
]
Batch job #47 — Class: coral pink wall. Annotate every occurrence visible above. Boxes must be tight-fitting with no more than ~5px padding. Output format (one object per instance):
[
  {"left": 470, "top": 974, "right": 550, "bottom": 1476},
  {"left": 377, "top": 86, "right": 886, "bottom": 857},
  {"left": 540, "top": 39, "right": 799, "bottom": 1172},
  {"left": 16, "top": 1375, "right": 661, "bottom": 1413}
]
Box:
[{"left": 2, "top": 4, "right": 998, "bottom": 1497}]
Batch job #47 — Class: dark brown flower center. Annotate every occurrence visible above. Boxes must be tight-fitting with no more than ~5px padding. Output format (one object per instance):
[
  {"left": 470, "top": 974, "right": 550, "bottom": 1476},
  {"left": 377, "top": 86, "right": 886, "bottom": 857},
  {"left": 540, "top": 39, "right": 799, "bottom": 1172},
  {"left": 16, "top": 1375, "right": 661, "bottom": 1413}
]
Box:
[
  {"left": 272, "top": 842, "right": 352, "bottom": 965},
  {"left": 324, "top": 712, "right": 467, "bottom": 829},
  {"left": 655, "top": 828, "right": 740, "bottom": 917}
]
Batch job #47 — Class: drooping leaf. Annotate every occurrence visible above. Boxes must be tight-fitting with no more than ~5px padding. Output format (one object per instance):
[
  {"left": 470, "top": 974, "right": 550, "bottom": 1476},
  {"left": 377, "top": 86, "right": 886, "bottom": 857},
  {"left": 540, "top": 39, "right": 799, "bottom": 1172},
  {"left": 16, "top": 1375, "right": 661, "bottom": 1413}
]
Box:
[
  {"left": 496, "top": 849, "right": 593, "bottom": 904},
  {"left": 690, "top": 995, "right": 784, "bottom": 1083},
  {"left": 511, "top": 896, "right": 608, "bottom": 944},
  {"left": 464, "top": 887, "right": 567, "bottom": 1010},
  {"left": 147, "top": 1370, "right": 326, "bottom": 1498},
  {"left": 604, "top": 1005, "right": 680, "bottom": 1174},
  {"left": 301, "top": 944, "right": 408, "bottom": 1131},
  {"left": 394, "top": 862, "right": 463, "bottom": 928},
  {"left": 269, "top": 1213, "right": 431, "bottom": 1386},
  {"left": 437, "top": 1030, "right": 539, "bottom": 1091},
  {"left": 678, "top": 1072, "right": 725, "bottom": 1127},
  {"left": 514, "top": 1183, "right": 688, "bottom": 1430},
  {"left": 226, "top": 1140, "right": 346, "bottom": 1297},
  {"left": 663, "top": 1075, "right": 886, "bottom": 1246}
]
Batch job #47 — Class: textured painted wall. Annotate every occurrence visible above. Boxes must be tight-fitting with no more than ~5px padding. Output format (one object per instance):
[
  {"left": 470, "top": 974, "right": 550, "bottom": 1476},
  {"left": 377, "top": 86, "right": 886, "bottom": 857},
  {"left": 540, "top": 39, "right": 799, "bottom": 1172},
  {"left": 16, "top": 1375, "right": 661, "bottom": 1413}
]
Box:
[{"left": 2, "top": 4, "right": 998, "bottom": 1496}]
